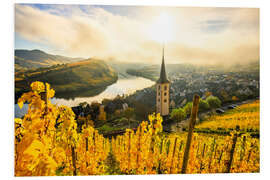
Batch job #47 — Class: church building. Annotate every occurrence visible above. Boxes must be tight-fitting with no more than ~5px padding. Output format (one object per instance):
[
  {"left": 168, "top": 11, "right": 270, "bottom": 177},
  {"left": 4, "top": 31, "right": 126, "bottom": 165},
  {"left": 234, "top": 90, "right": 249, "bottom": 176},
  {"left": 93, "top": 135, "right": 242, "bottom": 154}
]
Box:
[{"left": 156, "top": 46, "right": 170, "bottom": 117}]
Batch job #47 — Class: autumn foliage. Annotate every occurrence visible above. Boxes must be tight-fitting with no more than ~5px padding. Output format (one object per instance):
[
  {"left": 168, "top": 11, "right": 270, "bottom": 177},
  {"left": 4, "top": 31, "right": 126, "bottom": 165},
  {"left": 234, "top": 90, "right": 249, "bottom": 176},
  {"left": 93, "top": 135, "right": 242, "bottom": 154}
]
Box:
[
  {"left": 15, "top": 82, "right": 259, "bottom": 176},
  {"left": 111, "top": 117, "right": 259, "bottom": 174},
  {"left": 15, "top": 82, "right": 109, "bottom": 176}
]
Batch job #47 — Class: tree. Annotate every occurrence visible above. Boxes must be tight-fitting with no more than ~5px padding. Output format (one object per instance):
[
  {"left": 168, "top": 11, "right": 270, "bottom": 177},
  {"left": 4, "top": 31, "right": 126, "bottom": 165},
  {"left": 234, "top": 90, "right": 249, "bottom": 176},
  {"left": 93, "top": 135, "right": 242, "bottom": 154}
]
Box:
[
  {"left": 220, "top": 89, "right": 230, "bottom": 102},
  {"left": 183, "top": 102, "right": 193, "bottom": 117},
  {"left": 114, "top": 109, "right": 122, "bottom": 118},
  {"left": 98, "top": 105, "right": 106, "bottom": 121},
  {"left": 123, "top": 108, "right": 135, "bottom": 128},
  {"left": 90, "top": 102, "right": 101, "bottom": 121},
  {"left": 205, "top": 91, "right": 212, "bottom": 98},
  {"left": 232, "top": 96, "right": 239, "bottom": 101},
  {"left": 79, "top": 101, "right": 88, "bottom": 108},
  {"left": 134, "top": 101, "right": 152, "bottom": 120},
  {"left": 206, "top": 96, "right": 221, "bottom": 110},
  {"left": 102, "top": 98, "right": 111, "bottom": 106},
  {"left": 198, "top": 99, "right": 210, "bottom": 112},
  {"left": 170, "top": 108, "right": 186, "bottom": 123}
]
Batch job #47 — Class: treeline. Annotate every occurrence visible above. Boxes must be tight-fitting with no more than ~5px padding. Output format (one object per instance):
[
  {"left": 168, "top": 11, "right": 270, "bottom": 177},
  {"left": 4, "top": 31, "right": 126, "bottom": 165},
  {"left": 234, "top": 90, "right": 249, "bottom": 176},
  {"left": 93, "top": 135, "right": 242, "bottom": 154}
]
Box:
[{"left": 170, "top": 95, "right": 222, "bottom": 123}]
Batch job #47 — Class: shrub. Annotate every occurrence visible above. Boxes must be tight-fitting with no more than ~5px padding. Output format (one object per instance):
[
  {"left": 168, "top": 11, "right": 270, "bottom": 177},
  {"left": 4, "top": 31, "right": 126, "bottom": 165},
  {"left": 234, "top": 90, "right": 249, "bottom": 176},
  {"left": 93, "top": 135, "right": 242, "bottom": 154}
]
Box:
[
  {"left": 198, "top": 99, "right": 210, "bottom": 112},
  {"left": 183, "top": 102, "right": 193, "bottom": 117},
  {"left": 170, "top": 108, "right": 186, "bottom": 122},
  {"left": 206, "top": 96, "right": 221, "bottom": 109}
]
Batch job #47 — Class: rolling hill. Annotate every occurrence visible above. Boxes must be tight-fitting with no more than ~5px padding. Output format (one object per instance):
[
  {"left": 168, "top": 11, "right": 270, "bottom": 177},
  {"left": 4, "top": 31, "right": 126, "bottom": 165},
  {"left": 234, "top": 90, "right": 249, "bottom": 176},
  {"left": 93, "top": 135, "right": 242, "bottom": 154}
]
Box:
[
  {"left": 15, "top": 49, "right": 83, "bottom": 70},
  {"left": 15, "top": 59, "right": 118, "bottom": 101}
]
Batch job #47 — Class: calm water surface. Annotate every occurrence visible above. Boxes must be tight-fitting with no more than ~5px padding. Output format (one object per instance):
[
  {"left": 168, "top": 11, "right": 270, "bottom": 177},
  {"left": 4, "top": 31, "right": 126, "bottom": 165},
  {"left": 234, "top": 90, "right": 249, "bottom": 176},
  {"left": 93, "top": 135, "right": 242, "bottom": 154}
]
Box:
[{"left": 15, "top": 77, "right": 155, "bottom": 118}]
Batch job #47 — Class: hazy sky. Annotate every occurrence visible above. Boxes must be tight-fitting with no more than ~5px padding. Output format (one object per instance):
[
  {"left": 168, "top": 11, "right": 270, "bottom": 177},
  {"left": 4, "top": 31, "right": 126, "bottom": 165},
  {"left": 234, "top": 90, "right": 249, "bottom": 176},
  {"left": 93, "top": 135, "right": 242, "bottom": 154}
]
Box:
[{"left": 15, "top": 4, "right": 259, "bottom": 65}]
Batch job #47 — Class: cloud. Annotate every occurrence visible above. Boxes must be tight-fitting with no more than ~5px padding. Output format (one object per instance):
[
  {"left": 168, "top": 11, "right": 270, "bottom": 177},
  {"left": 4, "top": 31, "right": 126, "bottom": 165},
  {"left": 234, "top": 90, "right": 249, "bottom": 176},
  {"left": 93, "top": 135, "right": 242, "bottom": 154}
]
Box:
[
  {"left": 15, "top": 5, "right": 110, "bottom": 57},
  {"left": 15, "top": 5, "right": 259, "bottom": 65},
  {"left": 200, "top": 20, "right": 230, "bottom": 33}
]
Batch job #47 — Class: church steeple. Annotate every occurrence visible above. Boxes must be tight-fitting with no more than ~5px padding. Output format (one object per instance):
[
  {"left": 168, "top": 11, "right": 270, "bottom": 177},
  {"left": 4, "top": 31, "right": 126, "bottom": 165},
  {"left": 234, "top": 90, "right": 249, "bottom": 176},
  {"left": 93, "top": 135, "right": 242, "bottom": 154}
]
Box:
[
  {"left": 157, "top": 45, "right": 170, "bottom": 84},
  {"left": 156, "top": 44, "right": 170, "bottom": 117}
]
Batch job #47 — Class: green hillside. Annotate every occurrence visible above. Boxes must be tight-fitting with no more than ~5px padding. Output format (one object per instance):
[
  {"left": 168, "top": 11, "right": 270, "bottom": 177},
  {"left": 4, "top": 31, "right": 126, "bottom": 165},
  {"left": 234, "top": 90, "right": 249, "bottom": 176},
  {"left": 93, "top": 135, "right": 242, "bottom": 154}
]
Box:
[{"left": 15, "top": 59, "right": 118, "bottom": 101}]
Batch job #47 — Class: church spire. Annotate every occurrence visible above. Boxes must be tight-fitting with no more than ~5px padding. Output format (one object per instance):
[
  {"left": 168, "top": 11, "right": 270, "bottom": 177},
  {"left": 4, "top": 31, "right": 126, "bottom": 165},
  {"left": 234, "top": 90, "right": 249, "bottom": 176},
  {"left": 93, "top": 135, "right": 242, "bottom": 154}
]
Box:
[{"left": 157, "top": 44, "right": 169, "bottom": 84}]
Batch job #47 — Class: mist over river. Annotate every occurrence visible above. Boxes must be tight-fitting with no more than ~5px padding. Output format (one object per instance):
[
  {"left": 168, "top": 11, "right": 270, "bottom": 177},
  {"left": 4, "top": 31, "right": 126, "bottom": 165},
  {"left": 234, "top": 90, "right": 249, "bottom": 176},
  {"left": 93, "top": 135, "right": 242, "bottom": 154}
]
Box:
[{"left": 15, "top": 76, "right": 155, "bottom": 118}]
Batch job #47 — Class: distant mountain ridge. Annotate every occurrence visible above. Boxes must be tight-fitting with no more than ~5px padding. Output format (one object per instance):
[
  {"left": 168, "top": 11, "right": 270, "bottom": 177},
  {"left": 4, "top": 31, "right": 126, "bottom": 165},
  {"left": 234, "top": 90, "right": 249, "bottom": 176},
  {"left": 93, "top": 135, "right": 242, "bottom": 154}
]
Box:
[{"left": 15, "top": 49, "right": 84, "bottom": 69}]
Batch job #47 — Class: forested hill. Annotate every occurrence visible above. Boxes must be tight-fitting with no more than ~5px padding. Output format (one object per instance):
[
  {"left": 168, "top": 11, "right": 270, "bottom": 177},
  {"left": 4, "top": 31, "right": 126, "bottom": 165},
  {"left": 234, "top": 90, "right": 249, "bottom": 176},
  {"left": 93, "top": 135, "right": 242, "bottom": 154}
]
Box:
[
  {"left": 15, "top": 49, "right": 83, "bottom": 70},
  {"left": 15, "top": 59, "right": 118, "bottom": 101}
]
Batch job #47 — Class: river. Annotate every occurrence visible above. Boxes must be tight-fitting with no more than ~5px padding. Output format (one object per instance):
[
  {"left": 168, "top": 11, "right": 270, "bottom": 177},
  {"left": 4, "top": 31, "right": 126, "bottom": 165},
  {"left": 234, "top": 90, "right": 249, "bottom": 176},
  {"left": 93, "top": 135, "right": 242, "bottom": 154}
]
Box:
[{"left": 15, "top": 76, "right": 155, "bottom": 118}]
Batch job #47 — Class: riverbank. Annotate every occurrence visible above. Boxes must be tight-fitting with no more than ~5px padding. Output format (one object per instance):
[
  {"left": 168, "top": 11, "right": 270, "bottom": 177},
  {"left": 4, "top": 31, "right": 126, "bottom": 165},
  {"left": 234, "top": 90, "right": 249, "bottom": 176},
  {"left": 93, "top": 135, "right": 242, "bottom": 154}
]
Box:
[{"left": 15, "top": 76, "right": 155, "bottom": 118}]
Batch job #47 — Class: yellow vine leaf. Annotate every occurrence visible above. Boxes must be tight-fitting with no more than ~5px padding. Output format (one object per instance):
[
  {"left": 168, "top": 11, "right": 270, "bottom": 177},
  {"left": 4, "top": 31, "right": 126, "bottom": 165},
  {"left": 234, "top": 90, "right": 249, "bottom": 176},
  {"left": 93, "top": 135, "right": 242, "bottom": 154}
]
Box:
[
  {"left": 15, "top": 118, "right": 22, "bottom": 124},
  {"left": 24, "top": 139, "right": 44, "bottom": 159},
  {"left": 31, "top": 81, "right": 45, "bottom": 93},
  {"left": 18, "top": 100, "right": 24, "bottom": 109}
]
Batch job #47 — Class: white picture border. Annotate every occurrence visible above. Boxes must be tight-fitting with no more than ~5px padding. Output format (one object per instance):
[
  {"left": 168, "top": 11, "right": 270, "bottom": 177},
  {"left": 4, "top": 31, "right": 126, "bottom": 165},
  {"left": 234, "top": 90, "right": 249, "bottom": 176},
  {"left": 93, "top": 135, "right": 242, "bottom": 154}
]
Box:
[{"left": 1, "top": 0, "right": 269, "bottom": 180}]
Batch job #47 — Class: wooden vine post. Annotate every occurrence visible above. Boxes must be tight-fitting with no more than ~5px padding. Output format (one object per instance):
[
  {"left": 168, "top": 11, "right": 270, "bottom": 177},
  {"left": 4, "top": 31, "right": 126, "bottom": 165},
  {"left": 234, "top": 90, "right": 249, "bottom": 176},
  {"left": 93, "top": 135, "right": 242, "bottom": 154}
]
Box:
[
  {"left": 181, "top": 94, "right": 200, "bottom": 174},
  {"left": 71, "top": 146, "right": 77, "bottom": 176},
  {"left": 137, "top": 126, "right": 141, "bottom": 168},
  {"left": 225, "top": 125, "right": 240, "bottom": 173},
  {"left": 40, "top": 83, "right": 49, "bottom": 134},
  {"left": 40, "top": 83, "right": 48, "bottom": 114},
  {"left": 85, "top": 115, "right": 91, "bottom": 152},
  {"left": 128, "top": 130, "right": 131, "bottom": 172},
  {"left": 170, "top": 137, "right": 178, "bottom": 174}
]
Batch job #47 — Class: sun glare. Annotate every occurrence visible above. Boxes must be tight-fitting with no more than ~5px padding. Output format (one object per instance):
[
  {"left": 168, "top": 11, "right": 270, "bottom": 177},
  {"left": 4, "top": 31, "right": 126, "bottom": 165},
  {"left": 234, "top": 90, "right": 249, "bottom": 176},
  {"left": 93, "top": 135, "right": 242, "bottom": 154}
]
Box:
[{"left": 147, "top": 12, "right": 176, "bottom": 43}]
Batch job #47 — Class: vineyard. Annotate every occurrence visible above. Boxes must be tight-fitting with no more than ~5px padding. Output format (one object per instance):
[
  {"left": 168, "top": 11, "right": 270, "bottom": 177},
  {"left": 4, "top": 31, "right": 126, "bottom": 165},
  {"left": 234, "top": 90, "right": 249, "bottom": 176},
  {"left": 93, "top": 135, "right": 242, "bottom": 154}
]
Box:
[
  {"left": 14, "top": 82, "right": 259, "bottom": 176},
  {"left": 196, "top": 100, "right": 259, "bottom": 132}
]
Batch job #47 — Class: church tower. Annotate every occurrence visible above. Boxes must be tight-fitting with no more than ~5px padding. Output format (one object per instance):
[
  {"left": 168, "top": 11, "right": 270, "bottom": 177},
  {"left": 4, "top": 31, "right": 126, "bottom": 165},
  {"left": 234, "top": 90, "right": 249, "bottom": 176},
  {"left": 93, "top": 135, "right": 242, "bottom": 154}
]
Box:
[{"left": 156, "top": 46, "right": 170, "bottom": 117}]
